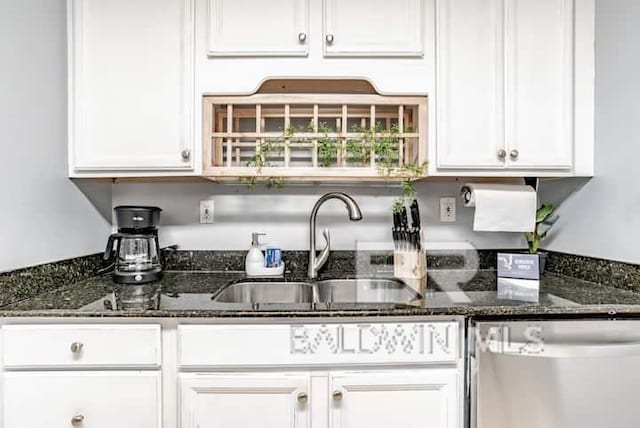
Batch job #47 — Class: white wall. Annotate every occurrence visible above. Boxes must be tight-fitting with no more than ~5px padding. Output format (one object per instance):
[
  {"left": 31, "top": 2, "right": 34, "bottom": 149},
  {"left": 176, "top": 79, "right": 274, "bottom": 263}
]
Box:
[
  {"left": 11, "top": 0, "right": 634, "bottom": 267},
  {"left": 114, "top": 0, "right": 640, "bottom": 261},
  {"left": 0, "top": 0, "right": 112, "bottom": 272},
  {"left": 539, "top": 0, "right": 640, "bottom": 265},
  {"left": 109, "top": 0, "right": 523, "bottom": 252},
  {"left": 113, "top": 182, "right": 525, "bottom": 251}
]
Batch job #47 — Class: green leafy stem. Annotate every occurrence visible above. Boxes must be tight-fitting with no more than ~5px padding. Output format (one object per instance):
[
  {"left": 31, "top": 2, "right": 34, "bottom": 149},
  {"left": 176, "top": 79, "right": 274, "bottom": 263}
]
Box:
[{"left": 244, "top": 120, "right": 426, "bottom": 208}]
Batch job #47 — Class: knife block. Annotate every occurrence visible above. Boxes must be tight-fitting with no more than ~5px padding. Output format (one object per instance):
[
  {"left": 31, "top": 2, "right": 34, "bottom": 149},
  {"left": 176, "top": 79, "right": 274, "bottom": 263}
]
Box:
[{"left": 394, "top": 250, "right": 427, "bottom": 296}]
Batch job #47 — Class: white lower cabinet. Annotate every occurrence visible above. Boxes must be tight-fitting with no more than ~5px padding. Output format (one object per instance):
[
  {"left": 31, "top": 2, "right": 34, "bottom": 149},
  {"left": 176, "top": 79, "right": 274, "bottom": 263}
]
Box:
[
  {"left": 3, "top": 371, "right": 161, "bottom": 428},
  {"left": 181, "top": 373, "right": 310, "bottom": 428},
  {"left": 330, "top": 369, "right": 458, "bottom": 428},
  {"left": 180, "top": 369, "right": 458, "bottom": 428},
  {"left": 0, "top": 321, "right": 462, "bottom": 428},
  {"left": 177, "top": 321, "right": 462, "bottom": 428}
]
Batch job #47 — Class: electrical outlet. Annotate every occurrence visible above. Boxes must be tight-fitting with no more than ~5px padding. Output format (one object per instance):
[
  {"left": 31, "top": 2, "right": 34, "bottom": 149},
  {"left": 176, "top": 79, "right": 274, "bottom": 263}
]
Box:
[
  {"left": 440, "top": 197, "right": 456, "bottom": 223},
  {"left": 200, "top": 200, "right": 214, "bottom": 224}
]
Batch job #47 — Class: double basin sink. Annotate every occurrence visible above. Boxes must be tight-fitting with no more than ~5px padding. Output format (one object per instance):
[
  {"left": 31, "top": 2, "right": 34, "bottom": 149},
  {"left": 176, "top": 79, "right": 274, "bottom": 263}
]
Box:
[{"left": 212, "top": 278, "right": 421, "bottom": 307}]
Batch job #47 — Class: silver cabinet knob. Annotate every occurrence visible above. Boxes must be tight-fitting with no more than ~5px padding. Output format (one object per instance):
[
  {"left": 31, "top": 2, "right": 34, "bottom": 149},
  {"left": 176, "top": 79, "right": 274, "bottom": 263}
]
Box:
[
  {"left": 325, "top": 34, "right": 334, "bottom": 44},
  {"left": 181, "top": 149, "right": 191, "bottom": 160},
  {"left": 497, "top": 149, "right": 507, "bottom": 160},
  {"left": 70, "top": 342, "right": 84, "bottom": 353},
  {"left": 297, "top": 392, "right": 308, "bottom": 403},
  {"left": 332, "top": 390, "right": 343, "bottom": 401},
  {"left": 71, "top": 415, "right": 84, "bottom": 426},
  {"left": 298, "top": 32, "right": 307, "bottom": 42},
  {"left": 510, "top": 149, "right": 519, "bottom": 159}
]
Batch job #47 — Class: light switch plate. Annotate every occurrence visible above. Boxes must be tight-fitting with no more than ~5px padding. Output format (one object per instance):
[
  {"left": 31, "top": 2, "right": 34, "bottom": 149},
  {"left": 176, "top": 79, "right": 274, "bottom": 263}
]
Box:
[
  {"left": 200, "top": 200, "right": 214, "bottom": 224},
  {"left": 439, "top": 197, "right": 456, "bottom": 223}
]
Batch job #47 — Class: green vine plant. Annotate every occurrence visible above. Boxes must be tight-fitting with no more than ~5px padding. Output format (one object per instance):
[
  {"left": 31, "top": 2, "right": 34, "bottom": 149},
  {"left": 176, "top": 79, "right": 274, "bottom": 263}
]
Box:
[
  {"left": 284, "top": 121, "right": 314, "bottom": 145},
  {"left": 242, "top": 119, "right": 427, "bottom": 205},
  {"left": 241, "top": 137, "right": 285, "bottom": 190},
  {"left": 345, "top": 124, "right": 370, "bottom": 165},
  {"left": 317, "top": 121, "right": 338, "bottom": 167},
  {"left": 344, "top": 122, "right": 400, "bottom": 169},
  {"left": 243, "top": 121, "right": 317, "bottom": 189},
  {"left": 347, "top": 122, "right": 426, "bottom": 212}
]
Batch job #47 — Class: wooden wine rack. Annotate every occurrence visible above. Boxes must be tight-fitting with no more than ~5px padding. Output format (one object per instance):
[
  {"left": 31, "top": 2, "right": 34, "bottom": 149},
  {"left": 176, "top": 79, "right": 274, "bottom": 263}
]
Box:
[{"left": 202, "top": 93, "right": 427, "bottom": 181}]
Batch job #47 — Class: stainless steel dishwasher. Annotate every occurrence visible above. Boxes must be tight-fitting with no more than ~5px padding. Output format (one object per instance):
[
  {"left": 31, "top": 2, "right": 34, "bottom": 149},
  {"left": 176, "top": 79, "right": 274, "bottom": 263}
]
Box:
[{"left": 469, "top": 320, "right": 640, "bottom": 428}]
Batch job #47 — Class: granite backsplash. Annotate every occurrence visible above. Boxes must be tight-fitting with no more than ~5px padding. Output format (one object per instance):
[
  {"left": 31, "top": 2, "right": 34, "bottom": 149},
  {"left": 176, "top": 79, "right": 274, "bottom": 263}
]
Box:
[
  {"left": 1, "top": 249, "right": 638, "bottom": 309},
  {"left": 162, "top": 249, "right": 502, "bottom": 275},
  {"left": 0, "top": 253, "right": 103, "bottom": 307},
  {"left": 159, "top": 248, "right": 640, "bottom": 292},
  {"left": 545, "top": 251, "right": 640, "bottom": 292}
]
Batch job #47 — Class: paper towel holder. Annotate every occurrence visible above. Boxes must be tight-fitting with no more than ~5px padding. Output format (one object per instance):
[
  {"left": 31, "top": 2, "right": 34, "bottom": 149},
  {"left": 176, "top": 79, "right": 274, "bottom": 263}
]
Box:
[
  {"left": 460, "top": 178, "right": 539, "bottom": 203},
  {"left": 524, "top": 177, "right": 539, "bottom": 192},
  {"left": 460, "top": 185, "right": 473, "bottom": 204}
]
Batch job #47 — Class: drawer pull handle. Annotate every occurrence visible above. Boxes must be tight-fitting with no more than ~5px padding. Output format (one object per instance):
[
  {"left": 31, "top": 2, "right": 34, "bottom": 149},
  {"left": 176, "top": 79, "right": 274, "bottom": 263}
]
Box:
[
  {"left": 297, "top": 392, "right": 308, "bottom": 403},
  {"left": 70, "top": 342, "right": 84, "bottom": 353},
  {"left": 71, "top": 414, "right": 84, "bottom": 426},
  {"left": 332, "top": 390, "right": 343, "bottom": 401}
]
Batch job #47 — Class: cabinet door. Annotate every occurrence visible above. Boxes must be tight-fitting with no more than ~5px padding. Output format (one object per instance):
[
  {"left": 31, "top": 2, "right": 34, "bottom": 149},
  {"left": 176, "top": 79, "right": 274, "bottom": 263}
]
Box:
[
  {"left": 329, "top": 369, "right": 458, "bottom": 428},
  {"left": 505, "top": 0, "right": 574, "bottom": 169},
  {"left": 181, "top": 373, "right": 310, "bottom": 428},
  {"left": 68, "top": 0, "right": 194, "bottom": 174},
  {"left": 3, "top": 372, "right": 161, "bottom": 428},
  {"left": 207, "top": 0, "right": 309, "bottom": 56},
  {"left": 435, "top": 0, "right": 505, "bottom": 169},
  {"left": 323, "top": 0, "right": 424, "bottom": 57}
]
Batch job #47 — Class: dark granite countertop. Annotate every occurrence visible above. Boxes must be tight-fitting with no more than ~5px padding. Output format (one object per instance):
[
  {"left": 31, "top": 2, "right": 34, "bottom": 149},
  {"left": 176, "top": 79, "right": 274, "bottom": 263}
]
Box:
[{"left": 2, "top": 269, "right": 640, "bottom": 319}]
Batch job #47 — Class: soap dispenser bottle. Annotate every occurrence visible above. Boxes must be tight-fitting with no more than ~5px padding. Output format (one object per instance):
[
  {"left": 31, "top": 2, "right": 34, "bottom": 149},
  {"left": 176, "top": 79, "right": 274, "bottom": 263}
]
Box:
[{"left": 245, "top": 232, "right": 266, "bottom": 276}]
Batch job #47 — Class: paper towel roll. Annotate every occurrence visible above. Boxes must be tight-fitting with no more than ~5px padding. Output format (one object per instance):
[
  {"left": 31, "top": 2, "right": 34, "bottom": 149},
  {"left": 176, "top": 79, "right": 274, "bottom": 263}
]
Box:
[{"left": 461, "top": 184, "right": 537, "bottom": 232}]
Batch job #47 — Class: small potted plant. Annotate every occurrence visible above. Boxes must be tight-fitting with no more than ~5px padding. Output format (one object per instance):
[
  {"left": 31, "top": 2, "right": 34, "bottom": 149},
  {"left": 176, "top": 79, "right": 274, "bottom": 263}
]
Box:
[{"left": 525, "top": 204, "right": 559, "bottom": 273}]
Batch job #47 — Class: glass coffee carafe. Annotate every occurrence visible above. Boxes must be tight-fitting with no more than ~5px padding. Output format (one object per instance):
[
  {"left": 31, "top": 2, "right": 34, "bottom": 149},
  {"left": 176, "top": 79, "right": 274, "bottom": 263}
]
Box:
[
  {"left": 116, "top": 235, "right": 161, "bottom": 273},
  {"left": 103, "top": 206, "right": 163, "bottom": 284}
]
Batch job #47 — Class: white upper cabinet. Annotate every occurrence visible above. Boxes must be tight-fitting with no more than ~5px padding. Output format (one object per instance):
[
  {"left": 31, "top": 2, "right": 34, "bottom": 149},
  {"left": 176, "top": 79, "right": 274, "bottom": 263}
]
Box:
[
  {"left": 505, "top": 0, "right": 574, "bottom": 169},
  {"left": 66, "top": 0, "right": 593, "bottom": 178},
  {"left": 434, "top": 0, "right": 594, "bottom": 176},
  {"left": 207, "top": 0, "right": 310, "bottom": 56},
  {"left": 435, "top": 0, "right": 504, "bottom": 169},
  {"left": 205, "top": 0, "right": 425, "bottom": 58},
  {"left": 323, "top": 0, "right": 425, "bottom": 57},
  {"left": 68, "top": 0, "right": 194, "bottom": 176}
]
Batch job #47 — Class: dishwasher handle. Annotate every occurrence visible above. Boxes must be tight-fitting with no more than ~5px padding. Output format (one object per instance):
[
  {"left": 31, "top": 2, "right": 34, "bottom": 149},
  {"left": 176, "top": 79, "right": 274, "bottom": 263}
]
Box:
[{"left": 484, "top": 340, "right": 640, "bottom": 359}]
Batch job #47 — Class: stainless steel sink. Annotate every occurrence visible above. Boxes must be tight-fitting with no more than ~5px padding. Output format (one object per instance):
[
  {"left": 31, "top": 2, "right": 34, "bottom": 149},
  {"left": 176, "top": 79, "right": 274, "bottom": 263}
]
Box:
[
  {"left": 316, "top": 278, "right": 421, "bottom": 304},
  {"left": 211, "top": 278, "right": 420, "bottom": 307},
  {"left": 212, "top": 281, "right": 314, "bottom": 304}
]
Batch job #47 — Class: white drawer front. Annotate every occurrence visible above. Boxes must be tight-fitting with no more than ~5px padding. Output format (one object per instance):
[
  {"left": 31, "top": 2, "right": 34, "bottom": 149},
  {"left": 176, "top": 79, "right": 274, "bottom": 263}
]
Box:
[
  {"left": 2, "top": 324, "right": 161, "bottom": 369},
  {"left": 179, "top": 322, "right": 459, "bottom": 368},
  {"left": 4, "top": 371, "right": 161, "bottom": 428}
]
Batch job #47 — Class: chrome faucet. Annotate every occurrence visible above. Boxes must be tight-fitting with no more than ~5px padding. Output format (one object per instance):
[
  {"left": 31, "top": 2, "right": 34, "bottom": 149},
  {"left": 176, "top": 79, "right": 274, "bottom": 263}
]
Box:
[{"left": 308, "top": 192, "right": 363, "bottom": 279}]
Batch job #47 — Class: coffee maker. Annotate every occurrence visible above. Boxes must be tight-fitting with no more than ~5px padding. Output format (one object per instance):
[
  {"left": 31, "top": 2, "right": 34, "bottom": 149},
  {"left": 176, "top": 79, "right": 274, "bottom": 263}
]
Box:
[{"left": 103, "top": 206, "right": 163, "bottom": 284}]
